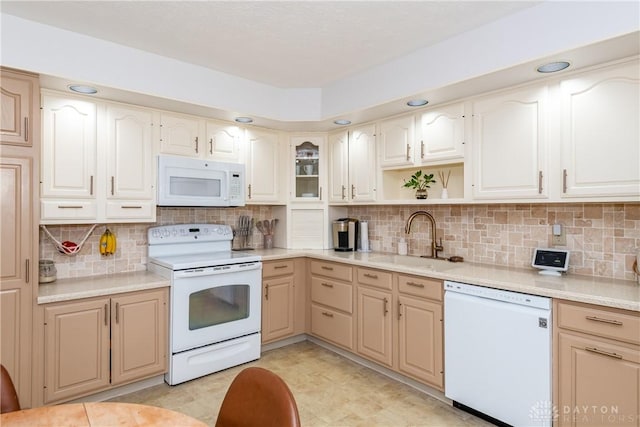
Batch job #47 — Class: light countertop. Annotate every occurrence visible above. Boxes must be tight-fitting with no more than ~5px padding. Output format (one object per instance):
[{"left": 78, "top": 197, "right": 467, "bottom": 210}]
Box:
[
  {"left": 38, "top": 250, "right": 639, "bottom": 312},
  {"left": 38, "top": 270, "right": 169, "bottom": 304},
  {"left": 255, "top": 248, "right": 640, "bottom": 312}
]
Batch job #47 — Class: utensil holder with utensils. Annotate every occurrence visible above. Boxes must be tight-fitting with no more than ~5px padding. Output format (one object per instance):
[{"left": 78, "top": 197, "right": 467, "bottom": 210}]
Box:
[
  {"left": 233, "top": 215, "right": 254, "bottom": 250},
  {"left": 256, "top": 218, "right": 278, "bottom": 249}
]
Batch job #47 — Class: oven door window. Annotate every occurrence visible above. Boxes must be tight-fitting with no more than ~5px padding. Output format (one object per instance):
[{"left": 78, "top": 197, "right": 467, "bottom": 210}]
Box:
[{"left": 189, "top": 284, "right": 249, "bottom": 330}]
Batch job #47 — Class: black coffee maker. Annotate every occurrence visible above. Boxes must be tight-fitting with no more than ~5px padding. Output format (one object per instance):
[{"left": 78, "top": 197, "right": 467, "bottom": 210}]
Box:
[{"left": 332, "top": 218, "right": 359, "bottom": 251}]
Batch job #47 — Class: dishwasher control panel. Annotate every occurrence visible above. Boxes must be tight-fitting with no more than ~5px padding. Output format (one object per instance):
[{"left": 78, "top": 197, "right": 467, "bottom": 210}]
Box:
[{"left": 444, "top": 281, "right": 551, "bottom": 310}]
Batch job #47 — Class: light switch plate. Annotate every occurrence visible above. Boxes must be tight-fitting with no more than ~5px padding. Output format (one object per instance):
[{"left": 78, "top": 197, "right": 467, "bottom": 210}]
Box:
[{"left": 552, "top": 228, "right": 566, "bottom": 246}]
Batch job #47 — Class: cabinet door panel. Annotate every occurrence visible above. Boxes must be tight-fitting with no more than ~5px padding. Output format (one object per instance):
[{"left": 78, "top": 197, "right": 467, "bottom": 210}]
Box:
[
  {"left": 349, "top": 125, "right": 376, "bottom": 201},
  {"left": 472, "top": 86, "right": 547, "bottom": 199},
  {"left": 246, "top": 129, "right": 279, "bottom": 202},
  {"left": 1, "top": 71, "right": 36, "bottom": 146},
  {"left": 398, "top": 296, "right": 443, "bottom": 389},
  {"left": 41, "top": 95, "right": 97, "bottom": 198},
  {"left": 328, "top": 131, "right": 348, "bottom": 202},
  {"left": 206, "top": 120, "right": 241, "bottom": 161},
  {"left": 106, "top": 105, "right": 154, "bottom": 200},
  {"left": 561, "top": 61, "right": 640, "bottom": 198},
  {"left": 0, "top": 156, "right": 32, "bottom": 405},
  {"left": 111, "top": 289, "right": 167, "bottom": 385},
  {"left": 262, "top": 277, "right": 294, "bottom": 342},
  {"left": 44, "top": 298, "right": 110, "bottom": 403},
  {"left": 357, "top": 287, "right": 392, "bottom": 366},
  {"left": 418, "top": 102, "right": 465, "bottom": 163},
  {"left": 159, "top": 113, "right": 200, "bottom": 157},
  {"left": 557, "top": 332, "right": 640, "bottom": 427},
  {"left": 379, "top": 115, "right": 414, "bottom": 167}
]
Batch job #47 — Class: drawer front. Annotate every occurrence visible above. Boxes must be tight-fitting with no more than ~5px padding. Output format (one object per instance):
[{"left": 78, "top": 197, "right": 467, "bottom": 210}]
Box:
[
  {"left": 557, "top": 301, "right": 640, "bottom": 345},
  {"left": 105, "top": 201, "right": 154, "bottom": 220},
  {"left": 310, "top": 260, "right": 352, "bottom": 282},
  {"left": 41, "top": 200, "right": 97, "bottom": 221},
  {"left": 356, "top": 268, "right": 392, "bottom": 290},
  {"left": 311, "top": 304, "right": 353, "bottom": 350},
  {"left": 398, "top": 275, "right": 443, "bottom": 302},
  {"left": 311, "top": 277, "right": 352, "bottom": 313},
  {"left": 263, "top": 260, "right": 294, "bottom": 278}
]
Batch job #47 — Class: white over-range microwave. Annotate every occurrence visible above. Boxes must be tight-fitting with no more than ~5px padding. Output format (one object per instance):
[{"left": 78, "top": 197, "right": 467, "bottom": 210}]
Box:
[{"left": 157, "top": 155, "right": 245, "bottom": 207}]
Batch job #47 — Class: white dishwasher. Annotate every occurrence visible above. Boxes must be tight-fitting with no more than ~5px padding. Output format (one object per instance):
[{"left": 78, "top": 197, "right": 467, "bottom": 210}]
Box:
[{"left": 444, "top": 281, "right": 552, "bottom": 427}]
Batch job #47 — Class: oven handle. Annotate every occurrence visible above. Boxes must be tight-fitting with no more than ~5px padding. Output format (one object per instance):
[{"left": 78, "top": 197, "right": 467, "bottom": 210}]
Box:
[{"left": 173, "top": 262, "right": 262, "bottom": 278}]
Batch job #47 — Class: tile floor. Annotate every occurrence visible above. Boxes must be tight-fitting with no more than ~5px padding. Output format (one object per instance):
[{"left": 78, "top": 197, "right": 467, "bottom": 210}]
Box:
[{"left": 109, "top": 341, "right": 492, "bottom": 426}]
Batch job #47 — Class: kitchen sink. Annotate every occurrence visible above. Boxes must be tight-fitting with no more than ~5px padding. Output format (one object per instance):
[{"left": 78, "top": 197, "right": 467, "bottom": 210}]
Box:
[{"left": 368, "top": 254, "right": 460, "bottom": 272}]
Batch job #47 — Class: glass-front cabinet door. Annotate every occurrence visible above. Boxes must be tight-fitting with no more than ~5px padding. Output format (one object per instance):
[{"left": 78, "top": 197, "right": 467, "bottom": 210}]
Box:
[{"left": 291, "top": 136, "right": 325, "bottom": 201}]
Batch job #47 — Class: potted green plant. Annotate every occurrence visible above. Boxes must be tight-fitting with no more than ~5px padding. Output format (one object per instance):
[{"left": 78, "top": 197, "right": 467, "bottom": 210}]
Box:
[{"left": 402, "top": 170, "right": 436, "bottom": 199}]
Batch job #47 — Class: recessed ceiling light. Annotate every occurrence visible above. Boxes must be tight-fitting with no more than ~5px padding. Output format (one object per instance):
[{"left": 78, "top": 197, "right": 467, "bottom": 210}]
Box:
[
  {"left": 333, "top": 119, "right": 351, "bottom": 126},
  {"left": 406, "top": 99, "right": 428, "bottom": 107},
  {"left": 235, "top": 117, "right": 253, "bottom": 124},
  {"left": 536, "top": 61, "right": 570, "bottom": 73},
  {"left": 68, "top": 84, "right": 98, "bottom": 94}
]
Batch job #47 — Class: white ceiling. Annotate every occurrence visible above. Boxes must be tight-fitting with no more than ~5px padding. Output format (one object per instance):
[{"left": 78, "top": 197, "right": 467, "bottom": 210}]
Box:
[
  {"left": 1, "top": 1, "right": 538, "bottom": 88},
  {"left": 2, "top": 1, "right": 638, "bottom": 131}
]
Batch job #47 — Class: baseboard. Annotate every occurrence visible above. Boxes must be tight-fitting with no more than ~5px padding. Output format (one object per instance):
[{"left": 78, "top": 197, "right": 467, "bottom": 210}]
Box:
[{"left": 65, "top": 375, "right": 166, "bottom": 404}]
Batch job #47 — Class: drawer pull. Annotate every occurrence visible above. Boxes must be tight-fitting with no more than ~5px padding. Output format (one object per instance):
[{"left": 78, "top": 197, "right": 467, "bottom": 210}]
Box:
[
  {"left": 585, "top": 315, "right": 623, "bottom": 326},
  {"left": 585, "top": 346, "right": 623, "bottom": 359},
  {"left": 321, "top": 266, "right": 334, "bottom": 271},
  {"left": 274, "top": 265, "right": 288, "bottom": 269},
  {"left": 321, "top": 282, "right": 334, "bottom": 288},
  {"left": 58, "top": 205, "right": 84, "bottom": 209},
  {"left": 406, "top": 281, "right": 425, "bottom": 288},
  {"left": 364, "top": 273, "right": 378, "bottom": 279},
  {"left": 321, "top": 311, "right": 334, "bottom": 318},
  {"left": 121, "top": 205, "right": 143, "bottom": 209}
]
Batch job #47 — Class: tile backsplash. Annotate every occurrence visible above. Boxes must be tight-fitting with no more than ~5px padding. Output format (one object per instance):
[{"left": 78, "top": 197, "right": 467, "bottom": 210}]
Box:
[
  {"left": 41, "top": 203, "right": 640, "bottom": 281},
  {"left": 348, "top": 203, "right": 640, "bottom": 281},
  {"left": 39, "top": 205, "right": 274, "bottom": 279}
]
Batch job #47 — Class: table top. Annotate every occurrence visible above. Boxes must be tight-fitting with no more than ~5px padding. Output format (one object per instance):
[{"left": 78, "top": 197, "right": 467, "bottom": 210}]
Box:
[{"left": 0, "top": 402, "right": 208, "bottom": 426}]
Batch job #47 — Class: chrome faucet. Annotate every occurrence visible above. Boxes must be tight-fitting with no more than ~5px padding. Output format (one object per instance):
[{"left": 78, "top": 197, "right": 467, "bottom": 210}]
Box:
[{"left": 404, "top": 210, "right": 444, "bottom": 259}]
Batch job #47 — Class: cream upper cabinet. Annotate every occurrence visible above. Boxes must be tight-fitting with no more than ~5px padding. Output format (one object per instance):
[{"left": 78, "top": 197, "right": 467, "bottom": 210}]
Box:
[
  {"left": 328, "top": 126, "right": 376, "bottom": 203},
  {"left": 41, "top": 92, "right": 156, "bottom": 224},
  {"left": 205, "top": 119, "right": 241, "bottom": 161},
  {"left": 159, "top": 112, "right": 201, "bottom": 157},
  {"left": 471, "top": 85, "right": 548, "bottom": 200},
  {"left": 291, "top": 135, "right": 325, "bottom": 201},
  {"left": 160, "top": 113, "right": 241, "bottom": 162},
  {"left": 348, "top": 124, "right": 377, "bottom": 202},
  {"left": 245, "top": 127, "right": 281, "bottom": 203},
  {"left": 328, "top": 130, "right": 349, "bottom": 203},
  {"left": 1, "top": 68, "right": 38, "bottom": 147},
  {"left": 41, "top": 94, "right": 97, "bottom": 199},
  {"left": 559, "top": 60, "right": 640, "bottom": 199},
  {"left": 105, "top": 104, "right": 154, "bottom": 200},
  {"left": 417, "top": 102, "right": 465, "bottom": 164},
  {"left": 378, "top": 115, "right": 415, "bottom": 168}
]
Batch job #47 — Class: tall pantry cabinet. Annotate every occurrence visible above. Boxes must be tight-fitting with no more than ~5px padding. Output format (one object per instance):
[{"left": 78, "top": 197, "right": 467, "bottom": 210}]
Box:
[{"left": 0, "top": 67, "right": 40, "bottom": 408}]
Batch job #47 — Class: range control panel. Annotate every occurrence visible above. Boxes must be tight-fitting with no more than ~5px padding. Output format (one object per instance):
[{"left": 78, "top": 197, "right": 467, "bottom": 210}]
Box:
[{"left": 148, "top": 223, "right": 233, "bottom": 244}]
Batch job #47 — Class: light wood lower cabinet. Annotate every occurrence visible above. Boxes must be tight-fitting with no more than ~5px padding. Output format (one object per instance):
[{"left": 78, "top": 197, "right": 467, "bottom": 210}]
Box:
[
  {"left": 555, "top": 300, "right": 640, "bottom": 427},
  {"left": 309, "top": 260, "right": 354, "bottom": 350},
  {"left": 261, "top": 259, "right": 306, "bottom": 344},
  {"left": 42, "top": 288, "right": 168, "bottom": 404},
  {"left": 355, "top": 267, "right": 444, "bottom": 390}
]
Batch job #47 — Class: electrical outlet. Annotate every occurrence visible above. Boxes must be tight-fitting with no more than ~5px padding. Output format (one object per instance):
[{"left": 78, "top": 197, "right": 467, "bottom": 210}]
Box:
[{"left": 552, "top": 229, "right": 566, "bottom": 246}]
